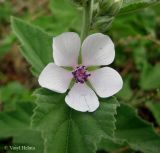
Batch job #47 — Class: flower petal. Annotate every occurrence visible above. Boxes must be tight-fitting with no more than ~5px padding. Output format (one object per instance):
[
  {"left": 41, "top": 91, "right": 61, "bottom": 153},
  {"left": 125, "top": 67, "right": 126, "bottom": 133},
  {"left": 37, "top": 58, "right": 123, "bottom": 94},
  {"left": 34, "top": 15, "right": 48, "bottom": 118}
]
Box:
[
  {"left": 65, "top": 83, "right": 99, "bottom": 112},
  {"left": 89, "top": 67, "right": 123, "bottom": 98},
  {"left": 38, "top": 63, "right": 72, "bottom": 93},
  {"left": 82, "top": 33, "right": 115, "bottom": 66},
  {"left": 53, "top": 32, "right": 81, "bottom": 67}
]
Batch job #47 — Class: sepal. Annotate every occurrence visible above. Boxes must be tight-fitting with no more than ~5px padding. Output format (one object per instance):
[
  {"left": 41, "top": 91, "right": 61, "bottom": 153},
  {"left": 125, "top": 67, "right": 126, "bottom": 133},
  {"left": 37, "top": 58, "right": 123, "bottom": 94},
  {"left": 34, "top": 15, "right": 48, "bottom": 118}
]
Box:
[{"left": 92, "top": 0, "right": 123, "bottom": 32}]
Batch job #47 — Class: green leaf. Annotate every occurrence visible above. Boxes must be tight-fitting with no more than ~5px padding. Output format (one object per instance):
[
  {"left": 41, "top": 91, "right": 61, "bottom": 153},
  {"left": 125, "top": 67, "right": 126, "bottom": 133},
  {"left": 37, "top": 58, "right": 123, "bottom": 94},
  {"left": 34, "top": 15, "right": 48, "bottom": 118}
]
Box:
[
  {"left": 115, "top": 103, "right": 160, "bottom": 153},
  {"left": 31, "top": 88, "right": 119, "bottom": 153},
  {"left": 120, "top": 0, "right": 160, "bottom": 14},
  {"left": 98, "top": 138, "right": 130, "bottom": 153},
  {"left": 139, "top": 63, "right": 160, "bottom": 90},
  {"left": 146, "top": 101, "right": 160, "bottom": 126},
  {"left": 0, "top": 102, "right": 44, "bottom": 153},
  {"left": 11, "top": 17, "right": 53, "bottom": 76}
]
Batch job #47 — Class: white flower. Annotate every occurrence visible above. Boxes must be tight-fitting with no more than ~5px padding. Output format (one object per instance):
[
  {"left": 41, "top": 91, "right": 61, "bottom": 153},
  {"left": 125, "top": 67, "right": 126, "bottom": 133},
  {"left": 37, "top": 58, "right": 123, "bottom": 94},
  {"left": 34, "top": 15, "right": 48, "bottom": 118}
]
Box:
[{"left": 38, "top": 32, "right": 123, "bottom": 112}]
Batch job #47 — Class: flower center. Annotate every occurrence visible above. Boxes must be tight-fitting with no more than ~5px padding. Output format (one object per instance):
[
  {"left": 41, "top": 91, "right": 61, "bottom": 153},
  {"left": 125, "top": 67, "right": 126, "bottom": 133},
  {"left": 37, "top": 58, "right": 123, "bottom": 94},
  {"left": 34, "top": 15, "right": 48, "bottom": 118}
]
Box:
[{"left": 72, "top": 66, "right": 91, "bottom": 84}]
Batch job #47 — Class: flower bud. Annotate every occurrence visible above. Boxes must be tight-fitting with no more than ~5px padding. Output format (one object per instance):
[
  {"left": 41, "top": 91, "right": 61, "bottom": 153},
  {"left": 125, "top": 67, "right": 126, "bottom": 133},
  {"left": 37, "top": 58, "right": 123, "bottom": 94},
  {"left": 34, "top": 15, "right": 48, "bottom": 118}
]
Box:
[
  {"left": 98, "top": 0, "right": 123, "bottom": 16},
  {"left": 108, "top": 0, "right": 123, "bottom": 15},
  {"left": 92, "top": 0, "right": 123, "bottom": 32}
]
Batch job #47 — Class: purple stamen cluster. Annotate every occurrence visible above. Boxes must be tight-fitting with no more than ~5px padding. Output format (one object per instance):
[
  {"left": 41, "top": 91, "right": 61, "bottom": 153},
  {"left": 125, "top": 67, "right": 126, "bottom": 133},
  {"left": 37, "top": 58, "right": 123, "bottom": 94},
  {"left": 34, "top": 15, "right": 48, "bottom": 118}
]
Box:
[{"left": 72, "top": 66, "right": 91, "bottom": 84}]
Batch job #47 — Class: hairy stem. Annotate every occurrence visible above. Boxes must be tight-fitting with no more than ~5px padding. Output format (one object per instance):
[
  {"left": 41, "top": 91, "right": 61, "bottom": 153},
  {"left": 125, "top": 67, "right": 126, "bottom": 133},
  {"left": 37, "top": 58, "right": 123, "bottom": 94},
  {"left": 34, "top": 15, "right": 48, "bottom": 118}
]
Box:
[
  {"left": 81, "top": 0, "right": 93, "bottom": 41},
  {"left": 79, "top": 0, "right": 93, "bottom": 64}
]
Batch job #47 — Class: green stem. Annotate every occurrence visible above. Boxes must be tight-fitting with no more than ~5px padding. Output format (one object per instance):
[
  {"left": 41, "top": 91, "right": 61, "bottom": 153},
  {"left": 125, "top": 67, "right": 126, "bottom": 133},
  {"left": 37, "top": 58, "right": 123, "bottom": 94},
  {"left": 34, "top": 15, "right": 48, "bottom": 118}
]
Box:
[
  {"left": 80, "top": 0, "right": 93, "bottom": 41},
  {"left": 79, "top": 0, "right": 93, "bottom": 64}
]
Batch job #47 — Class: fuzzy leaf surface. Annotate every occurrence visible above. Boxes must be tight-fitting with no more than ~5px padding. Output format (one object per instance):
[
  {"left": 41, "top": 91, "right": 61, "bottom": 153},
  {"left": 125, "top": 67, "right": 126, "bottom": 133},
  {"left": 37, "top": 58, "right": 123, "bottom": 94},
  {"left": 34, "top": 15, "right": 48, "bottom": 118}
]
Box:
[
  {"left": 120, "top": 0, "right": 160, "bottom": 14},
  {"left": 115, "top": 103, "right": 160, "bottom": 153},
  {"left": 11, "top": 17, "right": 53, "bottom": 76},
  {"left": 31, "top": 88, "right": 119, "bottom": 153}
]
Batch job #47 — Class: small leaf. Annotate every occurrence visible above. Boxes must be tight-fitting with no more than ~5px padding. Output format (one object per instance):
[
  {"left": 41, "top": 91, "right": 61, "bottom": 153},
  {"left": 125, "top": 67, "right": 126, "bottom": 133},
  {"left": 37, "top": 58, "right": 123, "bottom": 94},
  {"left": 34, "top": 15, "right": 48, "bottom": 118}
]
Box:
[
  {"left": 11, "top": 17, "right": 53, "bottom": 76},
  {"left": 120, "top": 0, "right": 160, "bottom": 14},
  {"left": 115, "top": 103, "right": 160, "bottom": 153},
  {"left": 31, "top": 88, "right": 119, "bottom": 153}
]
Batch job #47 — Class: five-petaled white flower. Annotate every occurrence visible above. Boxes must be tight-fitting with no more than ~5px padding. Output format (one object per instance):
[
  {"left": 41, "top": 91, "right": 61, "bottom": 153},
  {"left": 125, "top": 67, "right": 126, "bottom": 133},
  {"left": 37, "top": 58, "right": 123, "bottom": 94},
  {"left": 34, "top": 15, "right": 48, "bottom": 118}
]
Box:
[{"left": 38, "top": 32, "right": 123, "bottom": 112}]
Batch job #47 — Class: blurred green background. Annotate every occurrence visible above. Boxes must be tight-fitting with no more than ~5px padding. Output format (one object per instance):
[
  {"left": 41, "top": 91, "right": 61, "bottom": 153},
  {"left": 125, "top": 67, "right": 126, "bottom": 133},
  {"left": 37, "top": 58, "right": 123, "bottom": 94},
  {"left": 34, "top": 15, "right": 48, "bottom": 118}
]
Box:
[{"left": 0, "top": 0, "right": 160, "bottom": 153}]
